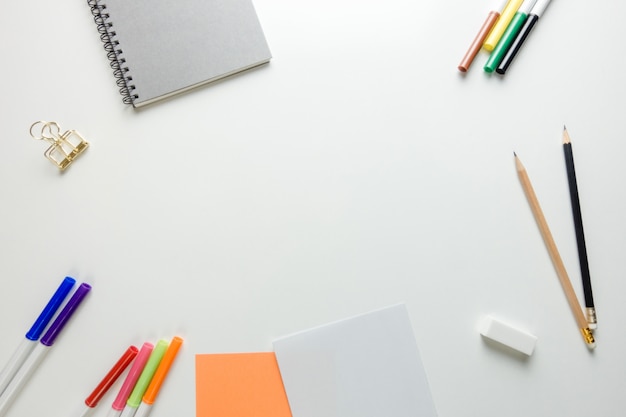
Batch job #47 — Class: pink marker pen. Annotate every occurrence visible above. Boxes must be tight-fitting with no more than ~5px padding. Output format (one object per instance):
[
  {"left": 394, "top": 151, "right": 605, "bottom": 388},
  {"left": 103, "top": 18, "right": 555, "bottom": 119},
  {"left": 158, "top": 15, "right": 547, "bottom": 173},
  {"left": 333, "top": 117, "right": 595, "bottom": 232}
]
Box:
[{"left": 107, "top": 343, "right": 154, "bottom": 417}]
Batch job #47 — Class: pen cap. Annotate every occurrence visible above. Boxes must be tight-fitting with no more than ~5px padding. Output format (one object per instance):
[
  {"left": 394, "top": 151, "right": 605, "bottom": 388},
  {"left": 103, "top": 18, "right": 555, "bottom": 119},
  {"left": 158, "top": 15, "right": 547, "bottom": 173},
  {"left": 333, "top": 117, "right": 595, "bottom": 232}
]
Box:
[
  {"left": 85, "top": 346, "right": 139, "bottom": 408},
  {"left": 40, "top": 283, "right": 91, "bottom": 346},
  {"left": 126, "top": 340, "right": 168, "bottom": 408},
  {"left": 142, "top": 337, "right": 183, "bottom": 405},
  {"left": 25, "top": 277, "right": 76, "bottom": 340},
  {"left": 483, "top": 0, "right": 524, "bottom": 50},
  {"left": 112, "top": 342, "right": 154, "bottom": 410}
]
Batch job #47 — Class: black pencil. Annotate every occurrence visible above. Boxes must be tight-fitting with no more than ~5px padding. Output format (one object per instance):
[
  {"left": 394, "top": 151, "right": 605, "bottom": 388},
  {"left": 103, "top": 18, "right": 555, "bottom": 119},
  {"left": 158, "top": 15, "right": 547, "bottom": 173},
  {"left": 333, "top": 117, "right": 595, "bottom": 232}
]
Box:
[{"left": 562, "top": 126, "right": 597, "bottom": 329}]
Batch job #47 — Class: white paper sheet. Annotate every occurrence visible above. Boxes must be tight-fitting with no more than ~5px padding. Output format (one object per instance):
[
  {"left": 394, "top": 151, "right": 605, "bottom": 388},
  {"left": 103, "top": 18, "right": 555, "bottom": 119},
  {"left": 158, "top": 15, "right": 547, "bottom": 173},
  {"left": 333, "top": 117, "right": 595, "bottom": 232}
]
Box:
[{"left": 273, "top": 304, "right": 437, "bottom": 417}]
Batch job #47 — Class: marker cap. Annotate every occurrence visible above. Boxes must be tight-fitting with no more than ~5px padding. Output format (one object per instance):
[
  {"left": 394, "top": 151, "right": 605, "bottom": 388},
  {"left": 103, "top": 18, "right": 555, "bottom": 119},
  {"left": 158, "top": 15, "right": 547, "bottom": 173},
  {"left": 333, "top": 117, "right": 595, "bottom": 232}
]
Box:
[
  {"left": 483, "top": 0, "right": 525, "bottom": 51},
  {"left": 26, "top": 277, "right": 76, "bottom": 341},
  {"left": 85, "top": 346, "right": 139, "bottom": 407},
  {"left": 126, "top": 340, "right": 168, "bottom": 408},
  {"left": 40, "top": 283, "right": 91, "bottom": 346},
  {"left": 112, "top": 342, "right": 155, "bottom": 411},
  {"left": 143, "top": 336, "right": 183, "bottom": 405}
]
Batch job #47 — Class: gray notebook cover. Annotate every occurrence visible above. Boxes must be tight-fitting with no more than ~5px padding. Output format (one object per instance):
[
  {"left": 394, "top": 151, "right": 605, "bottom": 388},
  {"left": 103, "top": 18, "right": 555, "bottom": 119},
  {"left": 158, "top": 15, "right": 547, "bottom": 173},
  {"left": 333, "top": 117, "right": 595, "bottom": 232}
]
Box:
[{"left": 94, "top": 0, "right": 271, "bottom": 107}]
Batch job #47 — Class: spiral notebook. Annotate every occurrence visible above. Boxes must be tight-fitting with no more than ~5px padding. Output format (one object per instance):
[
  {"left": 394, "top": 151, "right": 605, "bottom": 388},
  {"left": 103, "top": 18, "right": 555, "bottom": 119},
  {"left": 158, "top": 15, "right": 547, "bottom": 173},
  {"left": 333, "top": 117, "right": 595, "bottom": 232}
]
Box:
[{"left": 88, "top": 0, "right": 271, "bottom": 108}]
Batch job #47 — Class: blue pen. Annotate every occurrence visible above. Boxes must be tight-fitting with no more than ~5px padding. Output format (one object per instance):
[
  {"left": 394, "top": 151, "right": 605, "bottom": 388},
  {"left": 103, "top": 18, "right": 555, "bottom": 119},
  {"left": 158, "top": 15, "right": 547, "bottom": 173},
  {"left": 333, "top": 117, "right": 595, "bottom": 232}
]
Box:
[
  {"left": 0, "top": 277, "right": 76, "bottom": 397},
  {"left": 0, "top": 282, "right": 91, "bottom": 417}
]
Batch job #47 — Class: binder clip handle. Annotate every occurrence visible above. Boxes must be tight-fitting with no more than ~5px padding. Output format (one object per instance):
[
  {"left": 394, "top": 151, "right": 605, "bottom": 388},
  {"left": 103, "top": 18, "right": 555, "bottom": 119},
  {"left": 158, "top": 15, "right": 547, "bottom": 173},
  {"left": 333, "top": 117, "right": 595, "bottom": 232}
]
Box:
[{"left": 29, "top": 121, "right": 62, "bottom": 144}]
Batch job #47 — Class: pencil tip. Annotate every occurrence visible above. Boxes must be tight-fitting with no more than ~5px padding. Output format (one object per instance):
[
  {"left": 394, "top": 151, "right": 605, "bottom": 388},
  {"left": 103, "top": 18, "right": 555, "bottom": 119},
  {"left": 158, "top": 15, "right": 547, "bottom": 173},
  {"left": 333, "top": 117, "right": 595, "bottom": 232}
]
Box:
[
  {"left": 513, "top": 151, "right": 517, "bottom": 157},
  {"left": 563, "top": 125, "right": 567, "bottom": 130},
  {"left": 562, "top": 127, "right": 571, "bottom": 144}
]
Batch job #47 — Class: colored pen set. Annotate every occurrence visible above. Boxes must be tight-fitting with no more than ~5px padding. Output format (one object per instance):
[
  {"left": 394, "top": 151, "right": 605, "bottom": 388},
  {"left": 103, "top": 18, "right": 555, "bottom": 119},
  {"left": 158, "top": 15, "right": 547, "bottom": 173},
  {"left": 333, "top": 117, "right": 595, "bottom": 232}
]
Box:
[
  {"left": 0, "top": 278, "right": 91, "bottom": 416},
  {"left": 458, "top": 0, "right": 552, "bottom": 74},
  {"left": 77, "top": 336, "right": 183, "bottom": 417},
  {"left": 0, "top": 277, "right": 183, "bottom": 417}
]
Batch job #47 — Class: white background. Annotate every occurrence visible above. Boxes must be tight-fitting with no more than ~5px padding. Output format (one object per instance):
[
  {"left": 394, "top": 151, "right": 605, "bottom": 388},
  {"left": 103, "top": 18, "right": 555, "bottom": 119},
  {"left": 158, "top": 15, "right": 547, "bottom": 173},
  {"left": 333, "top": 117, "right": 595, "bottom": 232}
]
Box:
[{"left": 1, "top": 1, "right": 625, "bottom": 416}]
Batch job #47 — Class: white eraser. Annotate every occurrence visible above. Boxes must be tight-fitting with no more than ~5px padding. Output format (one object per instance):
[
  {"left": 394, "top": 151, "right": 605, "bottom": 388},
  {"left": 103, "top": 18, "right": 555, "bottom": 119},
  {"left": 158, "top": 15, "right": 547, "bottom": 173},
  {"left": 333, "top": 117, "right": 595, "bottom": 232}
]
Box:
[{"left": 479, "top": 316, "right": 537, "bottom": 356}]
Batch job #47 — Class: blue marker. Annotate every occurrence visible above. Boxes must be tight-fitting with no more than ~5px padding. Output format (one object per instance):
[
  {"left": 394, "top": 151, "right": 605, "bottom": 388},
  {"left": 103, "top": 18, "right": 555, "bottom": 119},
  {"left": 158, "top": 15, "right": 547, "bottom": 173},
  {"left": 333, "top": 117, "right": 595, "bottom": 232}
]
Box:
[
  {"left": 0, "top": 283, "right": 91, "bottom": 416},
  {"left": 0, "top": 277, "right": 75, "bottom": 396}
]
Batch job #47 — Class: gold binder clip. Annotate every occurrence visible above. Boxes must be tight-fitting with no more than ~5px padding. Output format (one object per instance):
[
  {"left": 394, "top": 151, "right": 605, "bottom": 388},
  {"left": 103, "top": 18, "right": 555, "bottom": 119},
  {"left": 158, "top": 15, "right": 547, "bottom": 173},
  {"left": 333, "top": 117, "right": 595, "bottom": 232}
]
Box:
[{"left": 29, "top": 121, "right": 89, "bottom": 170}]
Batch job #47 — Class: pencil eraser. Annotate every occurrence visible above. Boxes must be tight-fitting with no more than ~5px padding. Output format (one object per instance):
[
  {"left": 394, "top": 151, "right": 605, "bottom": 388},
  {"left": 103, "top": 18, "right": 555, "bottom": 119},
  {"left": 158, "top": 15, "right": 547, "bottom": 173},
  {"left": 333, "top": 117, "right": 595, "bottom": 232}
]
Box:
[{"left": 479, "top": 316, "right": 537, "bottom": 356}]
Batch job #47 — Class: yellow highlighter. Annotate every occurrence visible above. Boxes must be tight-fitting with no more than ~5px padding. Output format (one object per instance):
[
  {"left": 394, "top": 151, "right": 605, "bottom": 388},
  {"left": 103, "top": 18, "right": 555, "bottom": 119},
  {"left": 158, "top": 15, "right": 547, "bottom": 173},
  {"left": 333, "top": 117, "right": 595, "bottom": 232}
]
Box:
[{"left": 483, "top": 0, "right": 524, "bottom": 51}]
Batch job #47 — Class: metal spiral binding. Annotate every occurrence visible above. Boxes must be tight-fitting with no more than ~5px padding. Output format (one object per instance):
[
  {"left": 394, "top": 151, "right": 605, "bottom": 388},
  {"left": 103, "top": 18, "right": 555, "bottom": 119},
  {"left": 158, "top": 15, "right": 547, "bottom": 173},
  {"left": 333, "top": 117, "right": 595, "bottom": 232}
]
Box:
[{"left": 87, "top": 0, "right": 137, "bottom": 105}]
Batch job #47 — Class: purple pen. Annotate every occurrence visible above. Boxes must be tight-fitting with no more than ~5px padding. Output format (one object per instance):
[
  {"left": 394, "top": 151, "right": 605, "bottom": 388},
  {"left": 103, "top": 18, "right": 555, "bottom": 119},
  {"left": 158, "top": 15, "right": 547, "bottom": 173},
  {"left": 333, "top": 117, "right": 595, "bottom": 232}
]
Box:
[{"left": 0, "top": 283, "right": 92, "bottom": 417}]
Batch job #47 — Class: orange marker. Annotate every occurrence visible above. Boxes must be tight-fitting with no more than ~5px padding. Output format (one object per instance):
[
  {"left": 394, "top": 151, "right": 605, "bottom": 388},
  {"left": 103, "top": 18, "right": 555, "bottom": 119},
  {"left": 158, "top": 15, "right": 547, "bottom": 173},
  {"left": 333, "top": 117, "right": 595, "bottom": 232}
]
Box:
[
  {"left": 133, "top": 337, "right": 183, "bottom": 417},
  {"left": 458, "top": 0, "right": 508, "bottom": 72}
]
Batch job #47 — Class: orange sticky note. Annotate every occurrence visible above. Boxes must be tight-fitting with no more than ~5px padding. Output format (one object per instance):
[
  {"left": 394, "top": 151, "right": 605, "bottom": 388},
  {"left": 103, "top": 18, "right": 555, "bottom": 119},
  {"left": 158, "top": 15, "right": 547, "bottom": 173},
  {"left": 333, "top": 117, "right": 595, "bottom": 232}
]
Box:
[{"left": 195, "top": 352, "right": 292, "bottom": 417}]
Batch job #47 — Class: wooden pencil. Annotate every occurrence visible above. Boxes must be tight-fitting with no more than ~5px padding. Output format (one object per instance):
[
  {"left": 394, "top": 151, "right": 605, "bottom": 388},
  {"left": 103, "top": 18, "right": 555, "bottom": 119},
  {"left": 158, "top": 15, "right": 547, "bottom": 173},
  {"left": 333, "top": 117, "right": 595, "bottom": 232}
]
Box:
[
  {"left": 562, "top": 126, "right": 596, "bottom": 329},
  {"left": 514, "top": 153, "right": 595, "bottom": 348}
]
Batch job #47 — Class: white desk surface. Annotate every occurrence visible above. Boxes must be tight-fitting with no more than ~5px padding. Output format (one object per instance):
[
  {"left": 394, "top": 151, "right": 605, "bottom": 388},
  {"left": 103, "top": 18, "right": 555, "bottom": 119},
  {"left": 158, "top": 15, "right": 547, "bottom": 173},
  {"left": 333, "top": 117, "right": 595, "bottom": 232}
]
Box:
[{"left": 1, "top": 1, "right": 625, "bottom": 416}]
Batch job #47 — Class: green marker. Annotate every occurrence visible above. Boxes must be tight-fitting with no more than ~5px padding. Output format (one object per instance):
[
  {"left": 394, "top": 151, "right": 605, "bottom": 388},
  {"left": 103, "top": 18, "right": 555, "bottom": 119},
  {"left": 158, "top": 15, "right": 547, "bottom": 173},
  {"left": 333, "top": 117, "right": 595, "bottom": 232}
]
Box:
[
  {"left": 120, "top": 339, "right": 169, "bottom": 417},
  {"left": 484, "top": 0, "right": 537, "bottom": 73}
]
